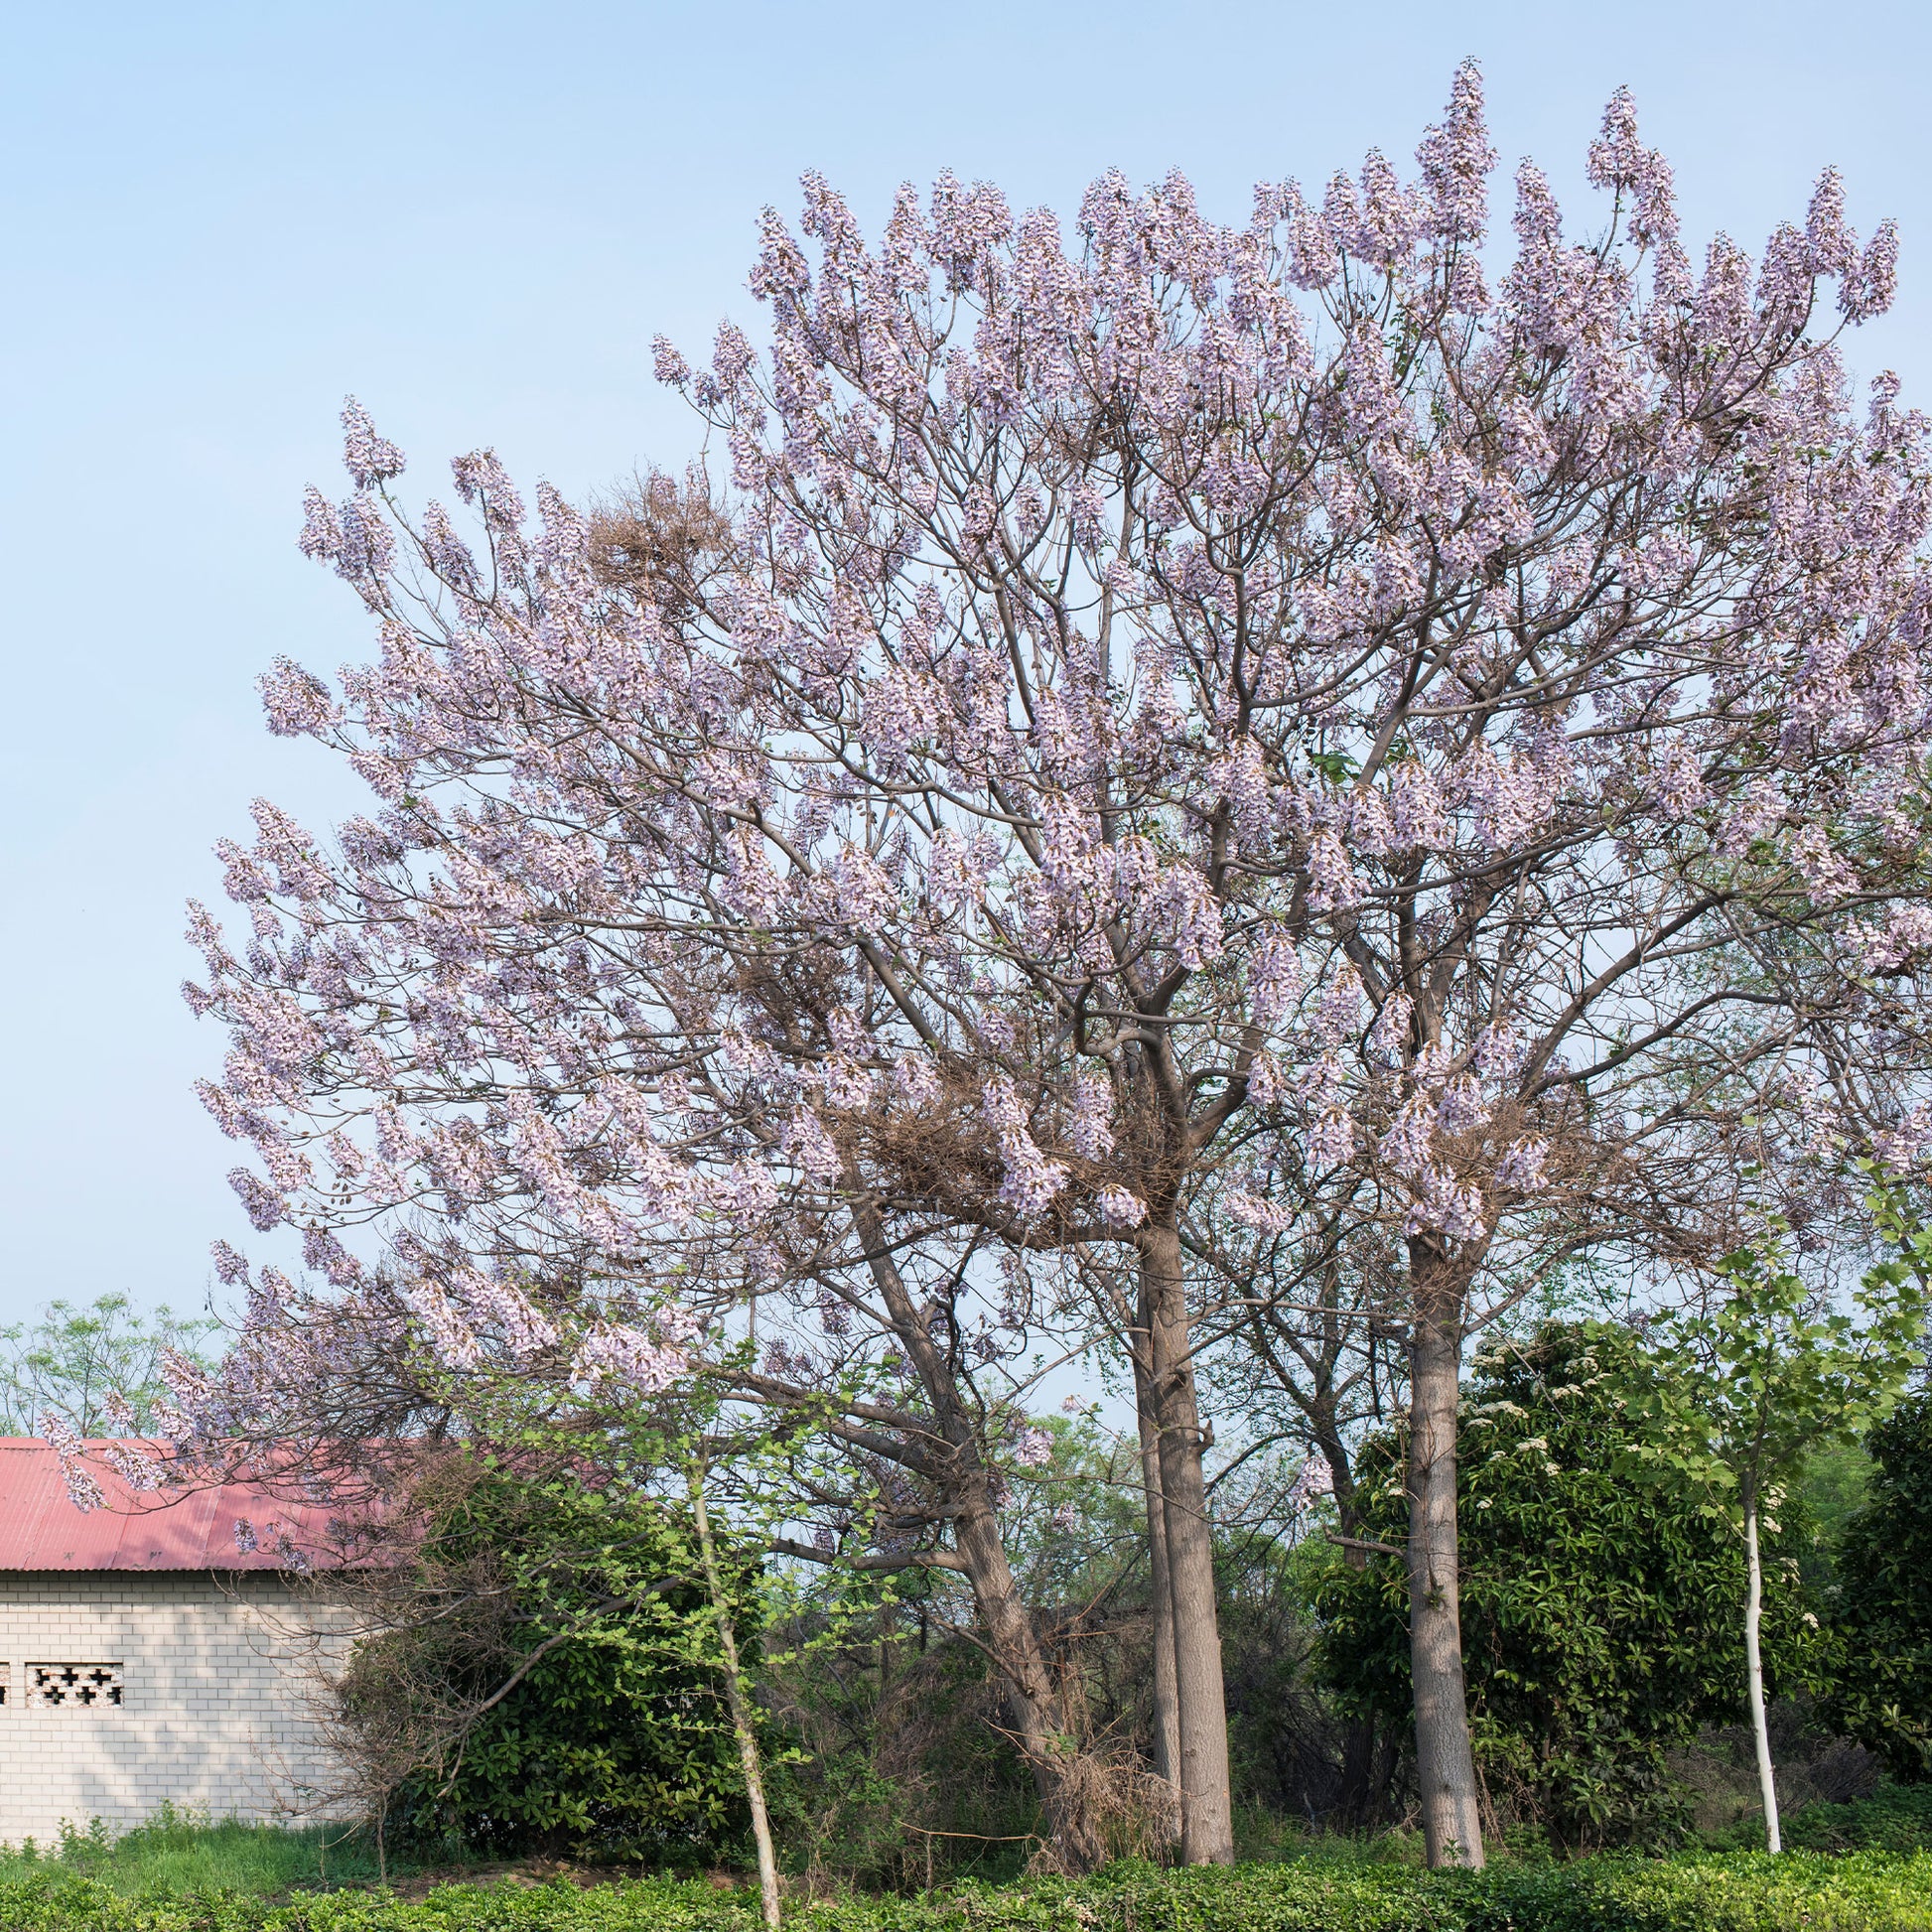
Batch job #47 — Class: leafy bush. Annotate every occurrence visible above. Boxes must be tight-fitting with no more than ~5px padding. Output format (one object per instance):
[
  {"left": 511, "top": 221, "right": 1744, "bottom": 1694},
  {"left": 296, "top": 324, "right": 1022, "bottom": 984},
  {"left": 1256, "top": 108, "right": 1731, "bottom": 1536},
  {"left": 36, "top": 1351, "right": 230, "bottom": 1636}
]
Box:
[
  {"left": 2, "top": 1852, "right": 1931, "bottom": 1931},
  {"left": 1831, "top": 1396, "right": 1932, "bottom": 1781},
  {"left": 342, "top": 1465, "right": 762, "bottom": 1863},
  {"left": 1707, "top": 1783, "right": 1932, "bottom": 1855},
  {"left": 1312, "top": 1322, "right": 1825, "bottom": 1848}
]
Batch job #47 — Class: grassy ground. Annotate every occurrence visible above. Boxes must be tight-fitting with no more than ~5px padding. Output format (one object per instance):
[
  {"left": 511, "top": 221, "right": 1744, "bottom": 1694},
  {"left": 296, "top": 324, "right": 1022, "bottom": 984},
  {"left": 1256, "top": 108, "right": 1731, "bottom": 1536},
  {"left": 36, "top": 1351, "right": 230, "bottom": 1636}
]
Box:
[{"left": 0, "top": 1809, "right": 417, "bottom": 1896}]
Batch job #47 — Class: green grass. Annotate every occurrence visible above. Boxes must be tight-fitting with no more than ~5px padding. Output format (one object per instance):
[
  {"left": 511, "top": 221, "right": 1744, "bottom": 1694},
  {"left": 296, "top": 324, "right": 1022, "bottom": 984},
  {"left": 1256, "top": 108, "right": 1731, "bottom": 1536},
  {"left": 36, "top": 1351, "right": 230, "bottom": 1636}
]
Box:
[{"left": 0, "top": 1808, "right": 413, "bottom": 1897}]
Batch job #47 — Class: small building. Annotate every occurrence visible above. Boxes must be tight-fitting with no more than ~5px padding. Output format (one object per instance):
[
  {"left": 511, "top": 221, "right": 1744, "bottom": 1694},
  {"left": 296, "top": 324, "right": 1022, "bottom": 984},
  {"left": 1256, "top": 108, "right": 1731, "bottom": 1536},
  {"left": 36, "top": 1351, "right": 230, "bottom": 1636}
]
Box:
[{"left": 0, "top": 1440, "right": 351, "bottom": 1844}]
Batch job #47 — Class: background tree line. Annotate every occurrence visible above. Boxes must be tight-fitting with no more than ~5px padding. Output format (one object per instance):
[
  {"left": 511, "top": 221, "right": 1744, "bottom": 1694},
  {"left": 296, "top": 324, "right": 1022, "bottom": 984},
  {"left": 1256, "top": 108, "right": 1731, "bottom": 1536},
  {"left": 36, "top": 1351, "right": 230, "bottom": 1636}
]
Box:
[{"left": 23, "top": 1290, "right": 1932, "bottom": 1873}]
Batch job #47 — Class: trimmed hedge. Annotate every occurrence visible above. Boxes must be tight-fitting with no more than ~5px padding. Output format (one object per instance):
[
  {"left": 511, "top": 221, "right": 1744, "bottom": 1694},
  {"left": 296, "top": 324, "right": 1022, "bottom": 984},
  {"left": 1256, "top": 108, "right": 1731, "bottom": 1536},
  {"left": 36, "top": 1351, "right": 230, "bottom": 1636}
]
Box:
[{"left": 1, "top": 1853, "right": 1929, "bottom": 1932}]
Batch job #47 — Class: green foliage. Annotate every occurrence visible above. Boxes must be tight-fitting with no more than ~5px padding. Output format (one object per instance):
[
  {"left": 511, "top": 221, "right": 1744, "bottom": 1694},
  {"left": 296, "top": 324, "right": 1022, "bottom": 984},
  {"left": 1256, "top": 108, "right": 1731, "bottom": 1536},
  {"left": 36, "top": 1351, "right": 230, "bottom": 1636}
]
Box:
[
  {"left": 1, "top": 1848, "right": 1932, "bottom": 1931},
  {"left": 1801, "top": 1445, "right": 1875, "bottom": 1547},
  {"left": 1616, "top": 1190, "right": 1930, "bottom": 1848},
  {"left": 1312, "top": 1323, "right": 1824, "bottom": 1848},
  {"left": 1626, "top": 1204, "right": 1930, "bottom": 1540},
  {"left": 1829, "top": 1395, "right": 1932, "bottom": 1781},
  {"left": 347, "top": 1465, "right": 762, "bottom": 1863},
  {"left": 1710, "top": 1783, "right": 1932, "bottom": 1855},
  {"left": 1796, "top": 1445, "right": 1874, "bottom": 1594},
  {"left": 0, "top": 1294, "right": 219, "bottom": 1435}
]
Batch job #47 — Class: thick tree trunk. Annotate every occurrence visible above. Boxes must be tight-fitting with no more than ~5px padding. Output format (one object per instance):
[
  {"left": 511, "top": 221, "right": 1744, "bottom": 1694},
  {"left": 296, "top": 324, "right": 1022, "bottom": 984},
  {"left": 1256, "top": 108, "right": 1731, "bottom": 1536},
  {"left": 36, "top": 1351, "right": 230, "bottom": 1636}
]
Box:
[
  {"left": 1142, "top": 1223, "right": 1235, "bottom": 1864},
  {"left": 1405, "top": 1255, "right": 1485, "bottom": 1870},
  {"left": 850, "top": 1201, "right": 1099, "bottom": 1869},
  {"left": 1134, "top": 1355, "right": 1182, "bottom": 1843},
  {"left": 951, "top": 1482, "right": 1103, "bottom": 1866},
  {"left": 1743, "top": 1496, "right": 1783, "bottom": 1854}
]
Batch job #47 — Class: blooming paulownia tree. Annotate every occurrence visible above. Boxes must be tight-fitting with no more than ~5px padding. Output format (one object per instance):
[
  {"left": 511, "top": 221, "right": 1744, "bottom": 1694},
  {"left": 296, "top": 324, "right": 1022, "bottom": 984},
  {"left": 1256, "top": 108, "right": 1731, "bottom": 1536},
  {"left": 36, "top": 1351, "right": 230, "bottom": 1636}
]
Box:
[{"left": 156, "top": 66, "right": 1932, "bottom": 1869}]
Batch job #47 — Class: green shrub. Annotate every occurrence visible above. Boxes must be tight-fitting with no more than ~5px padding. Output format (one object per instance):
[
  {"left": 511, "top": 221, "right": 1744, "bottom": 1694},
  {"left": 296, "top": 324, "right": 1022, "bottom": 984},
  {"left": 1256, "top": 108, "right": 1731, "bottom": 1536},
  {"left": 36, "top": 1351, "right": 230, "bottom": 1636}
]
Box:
[
  {"left": 1830, "top": 1396, "right": 1932, "bottom": 1781},
  {"left": 343, "top": 1465, "right": 761, "bottom": 1863},
  {"left": 1707, "top": 1783, "right": 1932, "bottom": 1855},
  {"left": 2, "top": 1851, "right": 1931, "bottom": 1932},
  {"left": 1459, "top": 1852, "right": 1932, "bottom": 1930}
]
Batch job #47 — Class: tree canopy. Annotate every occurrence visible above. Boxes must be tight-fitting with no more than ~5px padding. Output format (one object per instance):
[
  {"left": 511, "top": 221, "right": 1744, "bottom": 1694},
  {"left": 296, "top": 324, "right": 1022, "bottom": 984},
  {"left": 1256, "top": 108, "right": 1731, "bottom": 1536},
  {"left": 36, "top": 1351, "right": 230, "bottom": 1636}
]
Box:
[{"left": 53, "top": 62, "right": 1932, "bottom": 1871}]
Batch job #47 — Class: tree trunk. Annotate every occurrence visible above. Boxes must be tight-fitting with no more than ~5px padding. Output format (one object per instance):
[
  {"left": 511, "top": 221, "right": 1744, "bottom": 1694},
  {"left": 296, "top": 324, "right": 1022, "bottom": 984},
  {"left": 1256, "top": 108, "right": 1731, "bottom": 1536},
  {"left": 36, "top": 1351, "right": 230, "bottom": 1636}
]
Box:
[
  {"left": 849, "top": 1200, "right": 1100, "bottom": 1869},
  {"left": 850, "top": 1197, "right": 1105, "bottom": 1862},
  {"left": 1405, "top": 1254, "right": 1485, "bottom": 1870},
  {"left": 688, "top": 1466, "right": 782, "bottom": 1931},
  {"left": 1142, "top": 1223, "right": 1235, "bottom": 1864},
  {"left": 1335, "top": 1714, "right": 1380, "bottom": 1832},
  {"left": 1134, "top": 1355, "right": 1182, "bottom": 1846},
  {"left": 1743, "top": 1495, "right": 1782, "bottom": 1854},
  {"left": 951, "top": 1482, "right": 1102, "bottom": 1868}
]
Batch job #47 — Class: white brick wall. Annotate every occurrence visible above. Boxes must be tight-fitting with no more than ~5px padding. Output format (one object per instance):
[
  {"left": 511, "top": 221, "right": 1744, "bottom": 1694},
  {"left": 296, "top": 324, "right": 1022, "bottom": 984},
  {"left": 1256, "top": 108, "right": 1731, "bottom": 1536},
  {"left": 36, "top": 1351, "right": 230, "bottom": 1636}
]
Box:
[{"left": 0, "top": 1572, "right": 354, "bottom": 1844}]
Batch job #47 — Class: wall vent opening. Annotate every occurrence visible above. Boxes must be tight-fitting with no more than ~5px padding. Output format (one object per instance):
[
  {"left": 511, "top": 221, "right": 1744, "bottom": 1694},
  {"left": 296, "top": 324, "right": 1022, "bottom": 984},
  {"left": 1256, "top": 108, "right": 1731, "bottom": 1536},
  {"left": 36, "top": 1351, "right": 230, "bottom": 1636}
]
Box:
[{"left": 26, "top": 1664, "right": 125, "bottom": 1711}]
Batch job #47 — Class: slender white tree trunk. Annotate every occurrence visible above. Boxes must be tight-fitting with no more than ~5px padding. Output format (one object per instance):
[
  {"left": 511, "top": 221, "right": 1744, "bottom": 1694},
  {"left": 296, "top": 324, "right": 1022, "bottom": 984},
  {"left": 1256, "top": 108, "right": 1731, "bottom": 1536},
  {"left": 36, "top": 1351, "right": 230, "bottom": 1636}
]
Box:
[
  {"left": 689, "top": 1468, "right": 783, "bottom": 1930},
  {"left": 1743, "top": 1496, "right": 1782, "bottom": 1855}
]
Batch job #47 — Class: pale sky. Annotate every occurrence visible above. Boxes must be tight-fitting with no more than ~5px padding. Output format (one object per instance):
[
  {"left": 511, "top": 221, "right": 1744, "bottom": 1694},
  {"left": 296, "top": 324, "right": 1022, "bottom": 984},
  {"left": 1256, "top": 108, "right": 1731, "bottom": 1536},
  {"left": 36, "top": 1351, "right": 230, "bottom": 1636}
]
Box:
[{"left": 3, "top": 0, "right": 1927, "bottom": 1325}]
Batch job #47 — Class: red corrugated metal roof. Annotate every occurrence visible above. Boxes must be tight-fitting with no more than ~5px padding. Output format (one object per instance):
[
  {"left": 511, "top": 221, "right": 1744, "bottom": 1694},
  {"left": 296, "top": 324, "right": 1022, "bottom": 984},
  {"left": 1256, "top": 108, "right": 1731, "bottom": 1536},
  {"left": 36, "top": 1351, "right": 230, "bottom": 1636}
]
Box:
[{"left": 0, "top": 1440, "right": 348, "bottom": 1572}]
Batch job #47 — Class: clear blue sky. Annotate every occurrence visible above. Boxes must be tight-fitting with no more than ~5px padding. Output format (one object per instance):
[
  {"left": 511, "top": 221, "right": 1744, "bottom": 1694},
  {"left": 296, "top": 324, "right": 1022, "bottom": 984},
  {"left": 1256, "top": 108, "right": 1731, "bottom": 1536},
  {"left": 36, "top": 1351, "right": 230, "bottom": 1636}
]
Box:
[{"left": 2, "top": 0, "right": 1926, "bottom": 1327}]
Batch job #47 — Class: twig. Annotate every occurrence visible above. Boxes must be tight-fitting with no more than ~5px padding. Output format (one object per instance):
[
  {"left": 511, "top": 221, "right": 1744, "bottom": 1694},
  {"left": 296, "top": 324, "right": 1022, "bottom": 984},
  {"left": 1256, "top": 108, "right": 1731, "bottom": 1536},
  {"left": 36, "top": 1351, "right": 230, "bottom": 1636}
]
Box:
[
  {"left": 904, "top": 1826, "right": 1043, "bottom": 1842},
  {"left": 1324, "top": 1531, "right": 1404, "bottom": 1557}
]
